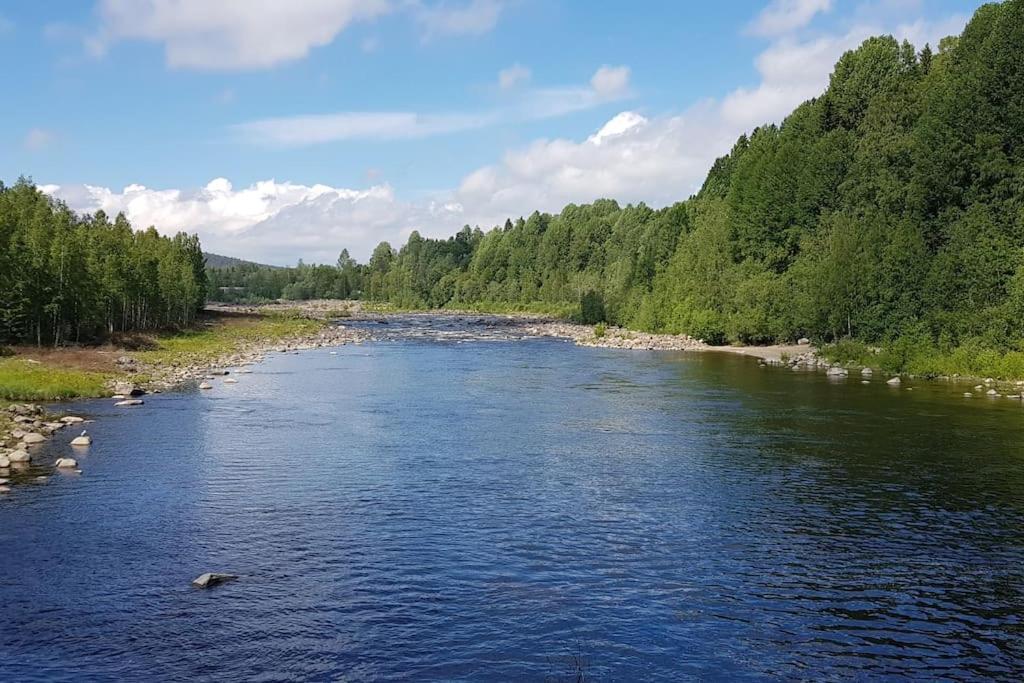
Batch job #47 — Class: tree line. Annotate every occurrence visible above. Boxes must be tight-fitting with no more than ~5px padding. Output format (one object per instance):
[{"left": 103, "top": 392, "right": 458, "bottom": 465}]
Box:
[
  {"left": 0, "top": 179, "right": 206, "bottom": 346},
  {"left": 213, "top": 0, "right": 1024, "bottom": 360}
]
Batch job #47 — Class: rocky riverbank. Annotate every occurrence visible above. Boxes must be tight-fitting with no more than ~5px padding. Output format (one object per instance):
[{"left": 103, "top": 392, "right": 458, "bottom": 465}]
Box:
[
  {"left": 128, "top": 321, "right": 374, "bottom": 394},
  {"left": 0, "top": 403, "right": 90, "bottom": 490}
]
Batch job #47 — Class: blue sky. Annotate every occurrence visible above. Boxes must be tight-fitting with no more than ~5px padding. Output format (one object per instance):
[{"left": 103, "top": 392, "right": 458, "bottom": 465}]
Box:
[{"left": 0, "top": 0, "right": 985, "bottom": 264}]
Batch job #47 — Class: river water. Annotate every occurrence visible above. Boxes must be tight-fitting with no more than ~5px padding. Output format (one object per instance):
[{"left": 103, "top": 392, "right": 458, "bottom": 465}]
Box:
[{"left": 2, "top": 319, "right": 1023, "bottom": 681}]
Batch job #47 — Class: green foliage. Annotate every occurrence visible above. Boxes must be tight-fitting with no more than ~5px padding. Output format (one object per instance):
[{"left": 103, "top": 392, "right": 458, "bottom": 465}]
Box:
[
  {"left": 594, "top": 322, "right": 607, "bottom": 338},
  {"left": 0, "top": 179, "right": 206, "bottom": 345},
  {"left": 579, "top": 290, "right": 606, "bottom": 324}
]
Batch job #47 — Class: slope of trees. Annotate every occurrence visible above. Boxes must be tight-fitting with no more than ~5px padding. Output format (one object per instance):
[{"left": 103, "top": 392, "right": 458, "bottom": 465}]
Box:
[
  {"left": 328, "top": 1, "right": 1024, "bottom": 361},
  {"left": 0, "top": 179, "right": 206, "bottom": 345}
]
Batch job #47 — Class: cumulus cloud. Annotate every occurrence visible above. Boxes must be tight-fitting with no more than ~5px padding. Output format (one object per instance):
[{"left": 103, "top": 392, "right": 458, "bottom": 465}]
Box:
[
  {"left": 233, "top": 65, "right": 633, "bottom": 146},
  {"left": 23, "top": 128, "right": 57, "bottom": 151},
  {"left": 41, "top": 178, "right": 436, "bottom": 264},
  {"left": 590, "top": 65, "right": 631, "bottom": 98},
  {"left": 498, "top": 63, "right": 531, "bottom": 90},
  {"left": 90, "top": 0, "right": 391, "bottom": 70},
  {"left": 747, "top": 0, "right": 833, "bottom": 37},
  {"left": 414, "top": 0, "right": 503, "bottom": 40}
]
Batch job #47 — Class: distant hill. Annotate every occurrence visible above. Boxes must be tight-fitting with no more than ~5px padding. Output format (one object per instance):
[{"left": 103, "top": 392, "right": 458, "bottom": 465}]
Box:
[{"left": 203, "top": 252, "right": 281, "bottom": 270}]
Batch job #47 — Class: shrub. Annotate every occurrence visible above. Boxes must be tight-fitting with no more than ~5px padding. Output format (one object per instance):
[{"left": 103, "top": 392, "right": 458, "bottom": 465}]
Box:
[
  {"left": 594, "top": 322, "right": 607, "bottom": 338},
  {"left": 579, "top": 290, "right": 606, "bottom": 324}
]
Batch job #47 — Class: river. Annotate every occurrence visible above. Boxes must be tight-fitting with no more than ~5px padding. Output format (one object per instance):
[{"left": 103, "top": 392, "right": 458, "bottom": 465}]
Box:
[{"left": 2, "top": 319, "right": 1023, "bottom": 680}]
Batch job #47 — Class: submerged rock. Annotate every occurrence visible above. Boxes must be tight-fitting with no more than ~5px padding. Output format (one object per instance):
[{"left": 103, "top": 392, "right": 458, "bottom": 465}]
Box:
[
  {"left": 192, "top": 572, "right": 239, "bottom": 588},
  {"left": 114, "top": 399, "right": 145, "bottom": 406}
]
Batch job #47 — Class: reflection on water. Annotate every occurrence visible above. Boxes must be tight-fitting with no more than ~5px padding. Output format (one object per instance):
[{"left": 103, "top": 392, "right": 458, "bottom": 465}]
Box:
[{"left": 2, "top": 327, "right": 1023, "bottom": 680}]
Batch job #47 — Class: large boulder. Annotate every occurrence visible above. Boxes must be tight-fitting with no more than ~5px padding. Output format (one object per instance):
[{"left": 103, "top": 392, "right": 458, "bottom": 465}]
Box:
[
  {"left": 22, "top": 433, "right": 46, "bottom": 445},
  {"left": 192, "top": 573, "right": 238, "bottom": 588}
]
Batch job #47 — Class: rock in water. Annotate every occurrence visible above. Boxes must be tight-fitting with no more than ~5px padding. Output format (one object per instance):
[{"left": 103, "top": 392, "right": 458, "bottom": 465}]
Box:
[
  {"left": 826, "top": 367, "right": 848, "bottom": 377},
  {"left": 223, "top": 378, "right": 238, "bottom": 384},
  {"left": 861, "top": 367, "right": 873, "bottom": 377},
  {"left": 192, "top": 573, "right": 239, "bottom": 588},
  {"left": 886, "top": 377, "right": 902, "bottom": 386},
  {"left": 60, "top": 416, "right": 85, "bottom": 424},
  {"left": 22, "top": 433, "right": 47, "bottom": 444},
  {"left": 70, "top": 435, "right": 92, "bottom": 446},
  {"left": 114, "top": 399, "right": 144, "bottom": 406},
  {"left": 55, "top": 458, "right": 78, "bottom": 468},
  {"left": 199, "top": 382, "right": 213, "bottom": 390}
]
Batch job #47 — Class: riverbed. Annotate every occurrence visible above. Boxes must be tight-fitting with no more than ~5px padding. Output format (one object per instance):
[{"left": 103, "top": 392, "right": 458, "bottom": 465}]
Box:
[{"left": 1, "top": 323, "right": 1023, "bottom": 680}]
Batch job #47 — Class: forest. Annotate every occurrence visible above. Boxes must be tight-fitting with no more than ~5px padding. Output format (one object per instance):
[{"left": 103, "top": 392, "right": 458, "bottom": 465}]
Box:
[
  {"left": 212, "top": 1, "right": 1024, "bottom": 372},
  {"left": 0, "top": 180, "right": 207, "bottom": 346}
]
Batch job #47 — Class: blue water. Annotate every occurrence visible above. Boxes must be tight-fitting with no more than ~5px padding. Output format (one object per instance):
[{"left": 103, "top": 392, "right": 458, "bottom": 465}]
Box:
[{"left": 2, "top": 330, "right": 1024, "bottom": 680}]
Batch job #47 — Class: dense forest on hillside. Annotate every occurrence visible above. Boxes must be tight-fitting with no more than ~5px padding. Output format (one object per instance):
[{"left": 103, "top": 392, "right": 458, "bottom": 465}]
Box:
[
  {"left": 212, "top": 1, "right": 1024, "bottom": 372},
  {"left": 0, "top": 180, "right": 207, "bottom": 346}
]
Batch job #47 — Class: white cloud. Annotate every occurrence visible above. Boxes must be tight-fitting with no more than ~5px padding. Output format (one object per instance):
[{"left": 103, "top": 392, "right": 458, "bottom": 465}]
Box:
[
  {"left": 498, "top": 63, "right": 531, "bottom": 90},
  {"left": 590, "top": 65, "right": 631, "bottom": 98},
  {"left": 747, "top": 0, "right": 833, "bottom": 37},
  {"left": 415, "top": 0, "right": 503, "bottom": 40},
  {"left": 23, "top": 128, "right": 57, "bottom": 151},
  {"left": 233, "top": 65, "right": 633, "bottom": 146},
  {"left": 90, "top": 0, "right": 391, "bottom": 70}
]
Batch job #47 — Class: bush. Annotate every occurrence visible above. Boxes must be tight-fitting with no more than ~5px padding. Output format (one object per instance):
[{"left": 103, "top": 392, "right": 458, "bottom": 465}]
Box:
[
  {"left": 594, "top": 322, "right": 607, "bottom": 338},
  {"left": 579, "top": 290, "right": 606, "bottom": 324}
]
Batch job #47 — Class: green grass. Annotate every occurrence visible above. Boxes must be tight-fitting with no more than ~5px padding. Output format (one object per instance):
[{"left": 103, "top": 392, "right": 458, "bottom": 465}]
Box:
[
  {"left": 133, "top": 313, "right": 324, "bottom": 366},
  {"left": 0, "top": 359, "right": 112, "bottom": 400}
]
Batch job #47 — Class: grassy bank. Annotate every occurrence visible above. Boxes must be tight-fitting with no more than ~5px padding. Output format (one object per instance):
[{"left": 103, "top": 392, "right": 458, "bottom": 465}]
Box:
[
  {"left": 0, "top": 359, "right": 111, "bottom": 401},
  {"left": 0, "top": 311, "right": 325, "bottom": 401},
  {"left": 821, "top": 338, "right": 1024, "bottom": 381},
  {"left": 134, "top": 312, "right": 323, "bottom": 366}
]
